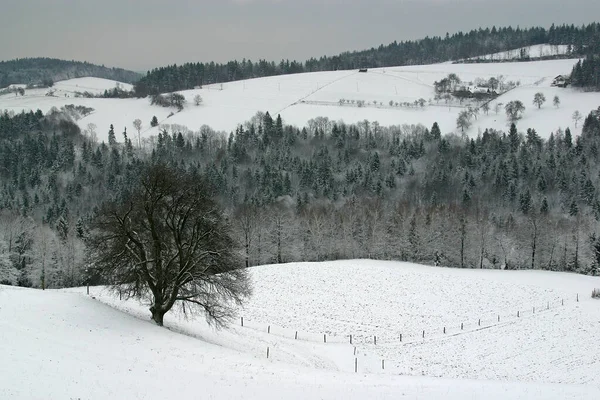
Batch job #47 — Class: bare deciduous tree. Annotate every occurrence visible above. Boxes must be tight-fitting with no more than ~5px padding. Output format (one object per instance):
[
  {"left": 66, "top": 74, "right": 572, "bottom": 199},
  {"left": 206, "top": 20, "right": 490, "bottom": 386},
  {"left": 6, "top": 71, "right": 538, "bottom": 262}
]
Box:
[
  {"left": 572, "top": 110, "right": 583, "bottom": 128},
  {"left": 132, "top": 119, "right": 142, "bottom": 148},
  {"left": 482, "top": 102, "right": 490, "bottom": 115},
  {"left": 505, "top": 100, "right": 525, "bottom": 123},
  {"left": 533, "top": 92, "right": 546, "bottom": 109},
  {"left": 456, "top": 110, "right": 472, "bottom": 133},
  {"left": 86, "top": 123, "right": 98, "bottom": 144},
  {"left": 234, "top": 204, "right": 257, "bottom": 268},
  {"left": 89, "top": 163, "right": 251, "bottom": 327}
]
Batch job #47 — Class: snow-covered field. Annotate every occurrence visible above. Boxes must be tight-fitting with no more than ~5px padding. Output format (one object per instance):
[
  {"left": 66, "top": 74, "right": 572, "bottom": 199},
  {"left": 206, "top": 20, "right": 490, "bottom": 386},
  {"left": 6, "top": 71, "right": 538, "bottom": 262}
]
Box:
[
  {"left": 240, "top": 261, "right": 600, "bottom": 384},
  {"left": 1, "top": 57, "right": 599, "bottom": 144},
  {"left": 462, "top": 44, "right": 571, "bottom": 61},
  {"left": 1, "top": 260, "right": 599, "bottom": 399}
]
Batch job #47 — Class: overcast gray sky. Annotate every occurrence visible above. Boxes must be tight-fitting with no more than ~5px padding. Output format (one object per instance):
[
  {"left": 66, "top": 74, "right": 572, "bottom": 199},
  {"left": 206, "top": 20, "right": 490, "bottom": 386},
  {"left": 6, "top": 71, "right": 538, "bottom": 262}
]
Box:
[{"left": 1, "top": 0, "right": 599, "bottom": 72}]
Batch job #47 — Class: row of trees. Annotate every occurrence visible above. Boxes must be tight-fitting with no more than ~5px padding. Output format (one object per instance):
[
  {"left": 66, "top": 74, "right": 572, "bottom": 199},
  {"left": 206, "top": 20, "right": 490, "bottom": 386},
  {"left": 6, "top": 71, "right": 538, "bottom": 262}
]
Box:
[
  {"left": 455, "top": 94, "right": 577, "bottom": 133},
  {"left": 571, "top": 55, "right": 600, "bottom": 90},
  {"left": 133, "top": 23, "right": 600, "bottom": 96}
]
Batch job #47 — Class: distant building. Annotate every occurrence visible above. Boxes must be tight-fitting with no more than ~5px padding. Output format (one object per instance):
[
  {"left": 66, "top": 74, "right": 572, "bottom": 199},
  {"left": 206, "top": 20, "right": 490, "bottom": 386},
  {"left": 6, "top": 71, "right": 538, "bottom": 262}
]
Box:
[{"left": 551, "top": 75, "right": 569, "bottom": 87}]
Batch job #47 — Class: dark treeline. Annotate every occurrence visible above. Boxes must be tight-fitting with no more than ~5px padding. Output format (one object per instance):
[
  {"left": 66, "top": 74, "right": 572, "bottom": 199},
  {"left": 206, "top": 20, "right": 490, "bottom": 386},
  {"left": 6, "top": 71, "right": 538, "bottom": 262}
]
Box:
[
  {"left": 134, "top": 23, "right": 600, "bottom": 96},
  {"left": 0, "top": 58, "right": 142, "bottom": 88},
  {"left": 571, "top": 55, "right": 600, "bottom": 90},
  {"left": 2, "top": 106, "right": 600, "bottom": 288}
]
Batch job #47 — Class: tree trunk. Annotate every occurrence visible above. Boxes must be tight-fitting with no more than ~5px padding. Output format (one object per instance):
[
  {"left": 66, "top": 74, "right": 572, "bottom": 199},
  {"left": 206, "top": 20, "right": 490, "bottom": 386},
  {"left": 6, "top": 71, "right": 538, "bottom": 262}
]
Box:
[
  {"left": 530, "top": 217, "right": 537, "bottom": 270},
  {"left": 479, "top": 221, "right": 485, "bottom": 269},
  {"left": 150, "top": 306, "right": 166, "bottom": 326},
  {"left": 277, "top": 223, "right": 282, "bottom": 264},
  {"left": 245, "top": 242, "right": 249, "bottom": 269},
  {"left": 460, "top": 215, "right": 467, "bottom": 268},
  {"left": 573, "top": 226, "right": 580, "bottom": 271}
]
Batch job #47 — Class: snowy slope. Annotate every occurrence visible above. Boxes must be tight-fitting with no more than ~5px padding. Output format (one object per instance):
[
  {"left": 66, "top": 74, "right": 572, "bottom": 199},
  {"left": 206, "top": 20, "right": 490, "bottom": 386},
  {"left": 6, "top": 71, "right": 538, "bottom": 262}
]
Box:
[
  {"left": 2, "top": 260, "right": 600, "bottom": 399},
  {"left": 239, "top": 261, "right": 600, "bottom": 384},
  {"left": 463, "top": 44, "right": 572, "bottom": 61},
  {"left": 0, "top": 77, "right": 132, "bottom": 99},
  {"left": 1, "top": 59, "right": 599, "bottom": 143}
]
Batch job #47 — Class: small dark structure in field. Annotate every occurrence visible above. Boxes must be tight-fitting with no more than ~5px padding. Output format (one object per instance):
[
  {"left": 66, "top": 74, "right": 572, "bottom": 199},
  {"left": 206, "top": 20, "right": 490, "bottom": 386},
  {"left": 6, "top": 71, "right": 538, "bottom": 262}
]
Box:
[{"left": 551, "top": 75, "right": 570, "bottom": 87}]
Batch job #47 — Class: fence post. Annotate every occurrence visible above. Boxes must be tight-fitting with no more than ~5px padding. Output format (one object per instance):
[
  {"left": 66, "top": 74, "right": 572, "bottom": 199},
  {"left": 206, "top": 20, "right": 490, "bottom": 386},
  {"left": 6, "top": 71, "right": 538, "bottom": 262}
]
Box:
[
  {"left": 498, "top": 315, "right": 500, "bottom": 322},
  {"left": 374, "top": 336, "right": 377, "bottom": 345},
  {"left": 400, "top": 333, "right": 402, "bottom": 342},
  {"left": 268, "top": 325, "right": 270, "bottom": 334},
  {"left": 323, "top": 334, "right": 327, "bottom": 343},
  {"left": 422, "top": 330, "right": 425, "bottom": 338},
  {"left": 295, "top": 331, "right": 298, "bottom": 340},
  {"left": 443, "top": 327, "right": 446, "bottom": 334},
  {"left": 350, "top": 334, "right": 352, "bottom": 344},
  {"left": 461, "top": 323, "right": 464, "bottom": 330},
  {"left": 562, "top": 299, "right": 564, "bottom": 306},
  {"left": 577, "top": 293, "right": 579, "bottom": 302},
  {"left": 478, "top": 319, "right": 481, "bottom": 326},
  {"left": 547, "top": 301, "right": 549, "bottom": 310},
  {"left": 355, "top": 358, "right": 358, "bottom": 373},
  {"left": 517, "top": 311, "right": 520, "bottom": 318},
  {"left": 354, "top": 346, "right": 356, "bottom": 355},
  {"left": 241, "top": 317, "right": 244, "bottom": 327},
  {"left": 267, "top": 347, "right": 270, "bottom": 358},
  {"left": 382, "top": 360, "right": 385, "bottom": 370},
  {"left": 533, "top": 307, "right": 535, "bottom": 314}
]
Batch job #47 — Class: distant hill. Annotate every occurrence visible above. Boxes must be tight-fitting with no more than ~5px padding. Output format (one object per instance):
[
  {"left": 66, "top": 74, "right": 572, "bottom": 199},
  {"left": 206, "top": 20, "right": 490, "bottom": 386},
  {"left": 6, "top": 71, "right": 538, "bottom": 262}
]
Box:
[
  {"left": 134, "top": 22, "right": 600, "bottom": 96},
  {"left": 0, "top": 58, "right": 141, "bottom": 88}
]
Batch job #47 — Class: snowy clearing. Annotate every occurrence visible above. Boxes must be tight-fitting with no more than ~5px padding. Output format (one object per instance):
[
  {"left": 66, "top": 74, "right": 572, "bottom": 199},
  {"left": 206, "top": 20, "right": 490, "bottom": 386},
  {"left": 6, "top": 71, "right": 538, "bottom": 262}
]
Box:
[
  {"left": 462, "top": 44, "right": 572, "bottom": 61},
  {"left": 2, "top": 260, "right": 599, "bottom": 399}
]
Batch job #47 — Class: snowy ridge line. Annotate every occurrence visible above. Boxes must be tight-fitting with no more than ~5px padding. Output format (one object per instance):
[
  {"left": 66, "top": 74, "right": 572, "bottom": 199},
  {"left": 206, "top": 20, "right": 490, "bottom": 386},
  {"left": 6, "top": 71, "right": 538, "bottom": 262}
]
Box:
[{"left": 237, "top": 295, "right": 579, "bottom": 347}]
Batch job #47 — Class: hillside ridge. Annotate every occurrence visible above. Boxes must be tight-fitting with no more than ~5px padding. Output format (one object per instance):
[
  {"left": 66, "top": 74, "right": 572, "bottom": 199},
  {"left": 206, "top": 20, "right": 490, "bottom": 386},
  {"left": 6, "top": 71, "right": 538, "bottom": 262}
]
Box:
[{"left": 0, "top": 57, "right": 141, "bottom": 89}]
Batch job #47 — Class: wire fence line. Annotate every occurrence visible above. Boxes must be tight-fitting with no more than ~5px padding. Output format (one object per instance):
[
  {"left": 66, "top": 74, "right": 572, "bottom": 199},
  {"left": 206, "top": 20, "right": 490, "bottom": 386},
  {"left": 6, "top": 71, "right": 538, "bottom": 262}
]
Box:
[{"left": 237, "top": 294, "right": 580, "bottom": 348}]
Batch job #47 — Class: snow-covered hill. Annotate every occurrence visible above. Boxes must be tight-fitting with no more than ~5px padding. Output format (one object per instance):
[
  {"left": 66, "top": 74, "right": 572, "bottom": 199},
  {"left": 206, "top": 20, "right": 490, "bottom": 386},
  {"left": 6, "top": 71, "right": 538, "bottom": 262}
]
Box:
[
  {"left": 462, "top": 44, "right": 572, "bottom": 62},
  {"left": 2, "top": 260, "right": 599, "bottom": 399},
  {"left": 1, "top": 59, "right": 599, "bottom": 144}
]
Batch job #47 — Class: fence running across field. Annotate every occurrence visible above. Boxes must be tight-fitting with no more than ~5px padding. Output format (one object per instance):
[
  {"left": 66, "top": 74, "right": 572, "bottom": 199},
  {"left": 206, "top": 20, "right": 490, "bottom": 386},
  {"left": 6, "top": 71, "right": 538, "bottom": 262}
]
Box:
[{"left": 238, "top": 293, "right": 581, "bottom": 368}]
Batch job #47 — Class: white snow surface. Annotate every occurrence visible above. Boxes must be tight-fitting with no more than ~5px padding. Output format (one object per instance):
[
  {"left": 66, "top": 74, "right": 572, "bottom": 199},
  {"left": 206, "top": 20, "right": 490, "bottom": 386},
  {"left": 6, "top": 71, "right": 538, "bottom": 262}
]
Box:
[
  {"left": 463, "top": 44, "right": 572, "bottom": 61},
  {"left": 1, "top": 260, "right": 600, "bottom": 399},
  {"left": 1, "top": 59, "right": 599, "bottom": 143}
]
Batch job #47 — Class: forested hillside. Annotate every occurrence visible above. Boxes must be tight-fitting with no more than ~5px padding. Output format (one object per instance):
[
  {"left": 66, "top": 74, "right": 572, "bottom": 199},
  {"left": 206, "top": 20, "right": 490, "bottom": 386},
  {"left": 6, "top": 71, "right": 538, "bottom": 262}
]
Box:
[
  {"left": 0, "top": 58, "right": 141, "bottom": 88},
  {"left": 571, "top": 55, "right": 600, "bottom": 90},
  {"left": 2, "top": 105, "right": 600, "bottom": 288},
  {"left": 134, "top": 23, "right": 600, "bottom": 96}
]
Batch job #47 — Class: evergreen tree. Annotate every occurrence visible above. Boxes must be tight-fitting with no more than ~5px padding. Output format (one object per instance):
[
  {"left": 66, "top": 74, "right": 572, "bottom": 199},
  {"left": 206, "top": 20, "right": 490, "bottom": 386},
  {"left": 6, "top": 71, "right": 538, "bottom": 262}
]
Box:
[
  {"left": 508, "top": 123, "right": 520, "bottom": 152},
  {"left": 108, "top": 124, "right": 116, "bottom": 146},
  {"left": 430, "top": 122, "right": 441, "bottom": 140}
]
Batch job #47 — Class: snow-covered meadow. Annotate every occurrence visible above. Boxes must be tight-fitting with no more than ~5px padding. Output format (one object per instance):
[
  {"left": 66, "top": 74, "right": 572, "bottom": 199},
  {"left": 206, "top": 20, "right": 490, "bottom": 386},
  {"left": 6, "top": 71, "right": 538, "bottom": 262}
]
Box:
[
  {"left": 2, "top": 260, "right": 599, "bottom": 399},
  {"left": 462, "top": 44, "right": 571, "bottom": 61},
  {"left": 239, "top": 261, "right": 600, "bottom": 384},
  {"left": 1, "top": 55, "right": 599, "bottom": 145}
]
